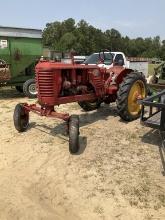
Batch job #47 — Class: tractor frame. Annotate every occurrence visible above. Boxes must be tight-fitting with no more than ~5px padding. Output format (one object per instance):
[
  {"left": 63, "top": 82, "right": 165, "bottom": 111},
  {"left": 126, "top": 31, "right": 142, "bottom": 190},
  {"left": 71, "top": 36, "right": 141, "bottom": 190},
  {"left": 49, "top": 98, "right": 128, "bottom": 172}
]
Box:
[{"left": 13, "top": 54, "right": 147, "bottom": 154}]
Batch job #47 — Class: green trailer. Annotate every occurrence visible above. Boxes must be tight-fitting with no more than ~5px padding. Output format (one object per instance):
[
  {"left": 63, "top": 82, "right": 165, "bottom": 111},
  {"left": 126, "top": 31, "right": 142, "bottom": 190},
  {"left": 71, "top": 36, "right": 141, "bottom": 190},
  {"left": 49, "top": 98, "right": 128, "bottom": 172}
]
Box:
[{"left": 0, "top": 26, "right": 42, "bottom": 98}]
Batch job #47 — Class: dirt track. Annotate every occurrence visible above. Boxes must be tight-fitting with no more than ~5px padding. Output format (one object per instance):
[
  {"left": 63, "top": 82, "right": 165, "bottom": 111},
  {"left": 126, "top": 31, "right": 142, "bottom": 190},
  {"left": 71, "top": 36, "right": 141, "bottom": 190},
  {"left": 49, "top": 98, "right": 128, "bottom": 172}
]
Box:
[{"left": 0, "top": 87, "right": 165, "bottom": 220}]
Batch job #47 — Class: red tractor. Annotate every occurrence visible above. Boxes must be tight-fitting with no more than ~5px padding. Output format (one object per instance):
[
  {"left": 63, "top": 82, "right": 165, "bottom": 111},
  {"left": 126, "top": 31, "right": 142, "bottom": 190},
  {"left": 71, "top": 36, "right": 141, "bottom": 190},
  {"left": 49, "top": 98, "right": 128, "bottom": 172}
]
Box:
[{"left": 13, "top": 52, "right": 147, "bottom": 153}]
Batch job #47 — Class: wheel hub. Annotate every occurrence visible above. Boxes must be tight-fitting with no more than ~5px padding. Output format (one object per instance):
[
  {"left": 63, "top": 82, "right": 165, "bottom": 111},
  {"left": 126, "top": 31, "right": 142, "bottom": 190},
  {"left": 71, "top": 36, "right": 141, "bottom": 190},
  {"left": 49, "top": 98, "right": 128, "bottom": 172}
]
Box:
[
  {"left": 29, "top": 84, "right": 37, "bottom": 95},
  {"left": 128, "top": 80, "right": 146, "bottom": 115}
]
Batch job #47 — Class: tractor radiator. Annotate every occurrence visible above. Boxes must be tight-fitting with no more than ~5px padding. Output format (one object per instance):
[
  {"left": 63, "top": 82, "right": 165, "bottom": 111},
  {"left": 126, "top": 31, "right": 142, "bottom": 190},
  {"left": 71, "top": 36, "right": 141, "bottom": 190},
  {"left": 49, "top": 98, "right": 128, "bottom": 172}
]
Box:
[
  {"left": 36, "top": 69, "right": 60, "bottom": 106},
  {"left": 37, "top": 71, "right": 54, "bottom": 97}
]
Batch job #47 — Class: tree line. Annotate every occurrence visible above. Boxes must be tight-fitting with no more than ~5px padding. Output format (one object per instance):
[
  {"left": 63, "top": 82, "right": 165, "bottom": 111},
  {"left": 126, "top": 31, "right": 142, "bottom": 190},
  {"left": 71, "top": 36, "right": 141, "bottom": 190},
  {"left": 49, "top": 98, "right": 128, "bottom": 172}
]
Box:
[{"left": 42, "top": 18, "right": 165, "bottom": 59}]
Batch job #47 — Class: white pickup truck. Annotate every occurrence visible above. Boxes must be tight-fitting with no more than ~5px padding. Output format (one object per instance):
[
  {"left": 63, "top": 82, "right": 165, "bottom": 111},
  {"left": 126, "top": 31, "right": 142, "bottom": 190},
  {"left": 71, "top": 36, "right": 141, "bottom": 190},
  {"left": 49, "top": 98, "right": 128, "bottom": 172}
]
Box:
[
  {"left": 83, "top": 51, "right": 129, "bottom": 68},
  {"left": 83, "top": 51, "right": 148, "bottom": 77}
]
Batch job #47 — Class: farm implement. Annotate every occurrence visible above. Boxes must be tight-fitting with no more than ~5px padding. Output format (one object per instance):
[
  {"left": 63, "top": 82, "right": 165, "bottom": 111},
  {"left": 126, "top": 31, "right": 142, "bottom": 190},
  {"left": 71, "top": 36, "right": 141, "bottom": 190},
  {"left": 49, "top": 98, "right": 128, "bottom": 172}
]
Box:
[
  {"left": 140, "top": 90, "right": 165, "bottom": 172},
  {"left": 140, "top": 90, "right": 165, "bottom": 131}
]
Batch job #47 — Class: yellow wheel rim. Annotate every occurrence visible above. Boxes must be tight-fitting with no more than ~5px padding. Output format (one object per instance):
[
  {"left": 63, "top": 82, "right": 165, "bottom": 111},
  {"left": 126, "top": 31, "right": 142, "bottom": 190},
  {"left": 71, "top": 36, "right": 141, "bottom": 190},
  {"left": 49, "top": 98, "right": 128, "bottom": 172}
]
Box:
[{"left": 128, "top": 80, "right": 146, "bottom": 116}]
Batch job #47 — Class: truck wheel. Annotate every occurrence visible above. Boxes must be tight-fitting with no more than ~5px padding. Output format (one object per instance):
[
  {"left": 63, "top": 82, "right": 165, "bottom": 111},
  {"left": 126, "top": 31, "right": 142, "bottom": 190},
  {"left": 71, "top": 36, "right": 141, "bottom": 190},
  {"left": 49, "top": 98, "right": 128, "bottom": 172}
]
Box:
[
  {"left": 13, "top": 104, "right": 29, "bottom": 132},
  {"left": 23, "top": 79, "right": 37, "bottom": 98},
  {"left": 15, "top": 86, "right": 23, "bottom": 93},
  {"left": 69, "top": 115, "right": 79, "bottom": 154},
  {"left": 78, "top": 100, "right": 101, "bottom": 111},
  {"left": 116, "top": 72, "right": 147, "bottom": 121}
]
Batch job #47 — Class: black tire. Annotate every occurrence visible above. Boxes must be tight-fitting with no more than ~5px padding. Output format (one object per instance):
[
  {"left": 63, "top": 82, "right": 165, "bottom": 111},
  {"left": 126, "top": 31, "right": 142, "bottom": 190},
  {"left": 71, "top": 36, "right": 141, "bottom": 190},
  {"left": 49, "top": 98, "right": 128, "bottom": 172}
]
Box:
[
  {"left": 69, "top": 115, "right": 79, "bottom": 154},
  {"left": 23, "top": 79, "right": 37, "bottom": 98},
  {"left": 15, "top": 86, "right": 23, "bottom": 93},
  {"left": 13, "top": 104, "right": 29, "bottom": 132},
  {"left": 78, "top": 100, "right": 101, "bottom": 111},
  {"left": 116, "top": 71, "right": 147, "bottom": 121}
]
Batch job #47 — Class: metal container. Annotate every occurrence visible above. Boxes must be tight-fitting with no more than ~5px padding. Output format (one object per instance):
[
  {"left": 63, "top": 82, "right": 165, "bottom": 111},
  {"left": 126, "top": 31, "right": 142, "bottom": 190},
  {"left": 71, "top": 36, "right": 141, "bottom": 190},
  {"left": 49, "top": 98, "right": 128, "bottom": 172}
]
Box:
[{"left": 0, "top": 26, "right": 42, "bottom": 86}]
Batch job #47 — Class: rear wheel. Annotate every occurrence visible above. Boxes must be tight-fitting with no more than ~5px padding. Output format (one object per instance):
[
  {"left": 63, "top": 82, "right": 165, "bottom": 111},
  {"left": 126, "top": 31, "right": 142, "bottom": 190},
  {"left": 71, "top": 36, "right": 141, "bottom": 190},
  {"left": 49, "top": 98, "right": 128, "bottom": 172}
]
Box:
[
  {"left": 69, "top": 115, "right": 79, "bottom": 154},
  {"left": 78, "top": 99, "right": 101, "bottom": 111},
  {"left": 23, "top": 79, "right": 37, "bottom": 98},
  {"left": 13, "top": 104, "right": 29, "bottom": 132},
  {"left": 116, "top": 72, "right": 147, "bottom": 121}
]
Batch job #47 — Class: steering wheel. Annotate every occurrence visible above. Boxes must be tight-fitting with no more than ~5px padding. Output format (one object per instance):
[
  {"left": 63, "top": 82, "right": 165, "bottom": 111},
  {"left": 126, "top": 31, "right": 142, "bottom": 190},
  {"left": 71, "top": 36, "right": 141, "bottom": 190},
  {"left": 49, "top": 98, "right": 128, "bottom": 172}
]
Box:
[
  {"left": 97, "top": 57, "right": 104, "bottom": 64},
  {"left": 98, "top": 49, "right": 113, "bottom": 65}
]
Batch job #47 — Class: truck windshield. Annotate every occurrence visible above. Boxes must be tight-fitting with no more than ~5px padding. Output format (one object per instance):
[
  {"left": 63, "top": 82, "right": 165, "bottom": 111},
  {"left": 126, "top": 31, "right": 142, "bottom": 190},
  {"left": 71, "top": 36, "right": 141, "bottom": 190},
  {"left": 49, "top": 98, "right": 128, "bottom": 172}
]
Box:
[{"left": 84, "top": 52, "right": 113, "bottom": 65}]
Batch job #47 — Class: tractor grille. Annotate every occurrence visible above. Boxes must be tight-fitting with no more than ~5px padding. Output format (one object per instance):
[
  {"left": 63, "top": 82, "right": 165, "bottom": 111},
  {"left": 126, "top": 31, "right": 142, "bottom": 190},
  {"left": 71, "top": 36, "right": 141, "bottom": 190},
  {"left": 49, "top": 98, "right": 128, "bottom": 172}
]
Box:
[{"left": 37, "top": 71, "right": 54, "bottom": 97}]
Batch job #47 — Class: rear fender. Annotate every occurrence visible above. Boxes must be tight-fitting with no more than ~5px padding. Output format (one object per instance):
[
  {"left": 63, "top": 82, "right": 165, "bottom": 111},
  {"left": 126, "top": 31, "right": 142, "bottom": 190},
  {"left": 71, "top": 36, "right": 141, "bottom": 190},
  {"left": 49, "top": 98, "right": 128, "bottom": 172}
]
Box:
[{"left": 112, "top": 67, "right": 133, "bottom": 84}]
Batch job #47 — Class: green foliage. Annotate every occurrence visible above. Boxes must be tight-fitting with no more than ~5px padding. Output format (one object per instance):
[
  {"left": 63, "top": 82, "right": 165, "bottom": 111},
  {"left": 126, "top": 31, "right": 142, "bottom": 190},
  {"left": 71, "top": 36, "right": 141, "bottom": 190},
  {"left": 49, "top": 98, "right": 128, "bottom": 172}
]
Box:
[
  {"left": 42, "top": 18, "right": 165, "bottom": 59},
  {"left": 160, "top": 40, "right": 165, "bottom": 60},
  {"left": 148, "top": 64, "right": 158, "bottom": 75}
]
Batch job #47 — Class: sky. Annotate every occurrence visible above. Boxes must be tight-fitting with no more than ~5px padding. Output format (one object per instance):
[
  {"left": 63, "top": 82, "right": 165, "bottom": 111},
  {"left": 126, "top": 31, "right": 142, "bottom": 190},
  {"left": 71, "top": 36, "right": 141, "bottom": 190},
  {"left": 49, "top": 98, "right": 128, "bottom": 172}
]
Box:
[{"left": 0, "top": 0, "right": 165, "bottom": 39}]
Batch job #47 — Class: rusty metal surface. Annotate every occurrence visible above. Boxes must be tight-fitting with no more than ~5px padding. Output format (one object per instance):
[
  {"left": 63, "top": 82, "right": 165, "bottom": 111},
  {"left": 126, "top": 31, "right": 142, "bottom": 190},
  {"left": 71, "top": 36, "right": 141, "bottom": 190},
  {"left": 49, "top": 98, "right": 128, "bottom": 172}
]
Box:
[
  {"left": 23, "top": 103, "right": 70, "bottom": 121},
  {"left": 36, "top": 60, "right": 99, "bottom": 71},
  {"left": 0, "top": 61, "right": 11, "bottom": 81}
]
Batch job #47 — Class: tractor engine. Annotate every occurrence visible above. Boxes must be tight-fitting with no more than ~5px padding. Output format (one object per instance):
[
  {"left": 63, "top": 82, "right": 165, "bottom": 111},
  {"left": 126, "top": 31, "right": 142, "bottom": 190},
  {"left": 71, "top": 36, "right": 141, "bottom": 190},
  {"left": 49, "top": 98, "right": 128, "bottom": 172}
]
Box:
[{"left": 35, "top": 61, "right": 105, "bottom": 107}]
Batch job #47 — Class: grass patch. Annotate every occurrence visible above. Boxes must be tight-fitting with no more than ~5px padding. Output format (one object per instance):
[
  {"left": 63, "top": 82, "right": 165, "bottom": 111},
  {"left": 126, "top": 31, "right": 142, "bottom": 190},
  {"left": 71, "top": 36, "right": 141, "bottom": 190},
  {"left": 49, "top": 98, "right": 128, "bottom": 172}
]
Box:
[{"left": 148, "top": 64, "right": 159, "bottom": 76}]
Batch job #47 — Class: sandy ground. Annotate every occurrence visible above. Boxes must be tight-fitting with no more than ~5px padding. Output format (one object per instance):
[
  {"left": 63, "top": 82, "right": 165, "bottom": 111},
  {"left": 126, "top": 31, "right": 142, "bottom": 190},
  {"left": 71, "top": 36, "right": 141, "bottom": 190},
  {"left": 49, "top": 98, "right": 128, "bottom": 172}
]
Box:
[{"left": 0, "top": 87, "right": 165, "bottom": 220}]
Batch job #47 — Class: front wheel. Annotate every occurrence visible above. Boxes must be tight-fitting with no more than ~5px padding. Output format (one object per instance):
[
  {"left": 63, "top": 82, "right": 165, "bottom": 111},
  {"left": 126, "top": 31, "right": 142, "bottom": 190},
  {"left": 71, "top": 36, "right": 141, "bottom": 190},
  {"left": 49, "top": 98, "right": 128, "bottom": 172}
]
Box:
[
  {"left": 69, "top": 115, "right": 79, "bottom": 154},
  {"left": 13, "top": 104, "right": 29, "bottom": 132},
  {"left": 23, "top": 79, "right": 37, "bottom": 98},
  {"left": 116, "top": 72, "right": 147, "bottom": 121}
]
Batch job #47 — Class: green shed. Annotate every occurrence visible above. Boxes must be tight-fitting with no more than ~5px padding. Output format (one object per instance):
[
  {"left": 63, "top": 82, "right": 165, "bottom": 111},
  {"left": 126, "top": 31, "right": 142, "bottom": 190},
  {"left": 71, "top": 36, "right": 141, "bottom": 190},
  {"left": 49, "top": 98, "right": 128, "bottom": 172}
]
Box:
[{"left": 0, "top": 26, "right": 42, "bottom": 97}]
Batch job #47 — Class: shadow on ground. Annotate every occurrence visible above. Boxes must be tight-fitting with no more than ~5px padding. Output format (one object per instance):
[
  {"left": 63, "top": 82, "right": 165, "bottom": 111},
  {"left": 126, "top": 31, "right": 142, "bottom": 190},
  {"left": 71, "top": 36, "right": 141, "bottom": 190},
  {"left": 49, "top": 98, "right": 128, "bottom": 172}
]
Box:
[
  {"left": 27, "top": 105, "right": 118, "bottom": 154},
  {"left": 141, "top": 129, "right": 161, "bottom": 146},
  {"left": 141, "top": 129, "right": 165, "bottom": 176},
  {"left": 0, "top": 87, "right": 25, "bottom": 100}
]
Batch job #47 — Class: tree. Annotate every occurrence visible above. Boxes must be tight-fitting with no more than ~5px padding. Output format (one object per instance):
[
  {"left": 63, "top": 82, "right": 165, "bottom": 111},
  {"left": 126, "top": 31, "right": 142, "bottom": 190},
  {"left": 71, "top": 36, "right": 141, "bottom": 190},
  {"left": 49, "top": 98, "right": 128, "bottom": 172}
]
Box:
[
  {"left": 42, "top": 21, "right": 63, "bottom": 48},
  {"left": 42, "top": 18, "right": 165, "bottom": 60},
  {"left": 104, "top": 29, "right": 122, "bottom": 51},
  {"left": 56, "top": 32, "right": 76, "bottom": 51},
  {"left": 42, "top": 18, "right": 76, "bottom": 50},
  {"left": 160, "top": 40, "right": 165, "bottom": 60}
]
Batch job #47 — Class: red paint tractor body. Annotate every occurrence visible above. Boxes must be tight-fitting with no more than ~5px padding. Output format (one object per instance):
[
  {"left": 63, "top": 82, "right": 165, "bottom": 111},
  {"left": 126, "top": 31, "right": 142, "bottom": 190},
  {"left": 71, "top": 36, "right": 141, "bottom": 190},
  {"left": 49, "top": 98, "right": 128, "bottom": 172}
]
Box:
[{"left": 13, "top": 56, "right": 147, "bottom": 153}]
